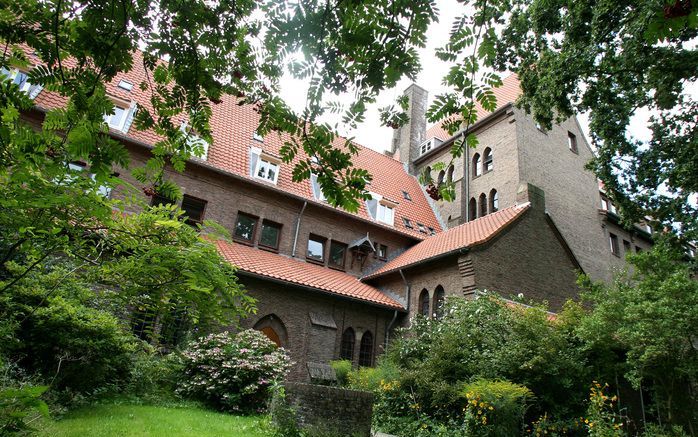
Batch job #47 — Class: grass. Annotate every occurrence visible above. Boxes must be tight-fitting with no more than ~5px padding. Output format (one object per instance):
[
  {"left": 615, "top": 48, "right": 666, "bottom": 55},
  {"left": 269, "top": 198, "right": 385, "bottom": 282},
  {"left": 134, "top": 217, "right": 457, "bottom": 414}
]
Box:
[{"left": 37, "top": 403, "right": 269, "bottom": 437}]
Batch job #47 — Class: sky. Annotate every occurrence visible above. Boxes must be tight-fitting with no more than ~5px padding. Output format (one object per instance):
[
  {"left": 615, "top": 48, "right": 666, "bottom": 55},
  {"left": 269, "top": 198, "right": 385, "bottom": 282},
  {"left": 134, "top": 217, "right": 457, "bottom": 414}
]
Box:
[{"left": 276, "top": 0, "right": 677, "bottom": 153}]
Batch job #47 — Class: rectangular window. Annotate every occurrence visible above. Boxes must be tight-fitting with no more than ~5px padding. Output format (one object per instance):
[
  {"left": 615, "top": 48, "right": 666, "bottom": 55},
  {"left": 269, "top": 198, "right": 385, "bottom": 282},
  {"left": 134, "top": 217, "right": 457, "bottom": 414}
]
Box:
[
  {"left": 376, "top": 202, "right": 395, "bottom": 226},
  {"left": 377, "top": 244, "right": 388, "bottom": 261},
  {"left": 254, "top": 157, "right": 279, "bottom": 184},
  {"left": 402, "top": 217, "right": 413, "bottom": 229},
  {"left": 568, "top": 131, "right": 578, "bottom": 153},
  {"left": 310, "top": 174, "right": 326, "bottom": 201},
  {"left": 233, "top": 212, "right": 258, "bottom": 244},
  {"left": 328, "top": 240, "right": 348, "bottom": 270},
  {"left": 181, "top": 195, "right": 207, "bottom": 226},
  {"left": 307, "top": 234, "right": 326, "bottom": 263},
  {"left": 151, "top": 193, "right": 173, "bottom": 207},
  {"left": 609, "top": 233, "right": 620, "bottom": 256},
  {"left": 600, "top": 198, "right": 608, "bottom": 210},
  {"left": 623, "top": 240, "right": 631, "bottom": 255},
  {"left": 259, "top": 220, "right": 282, "bottom": 250},
  {"left": 117, "top": 80, "right": 133, "bottom": 91}
]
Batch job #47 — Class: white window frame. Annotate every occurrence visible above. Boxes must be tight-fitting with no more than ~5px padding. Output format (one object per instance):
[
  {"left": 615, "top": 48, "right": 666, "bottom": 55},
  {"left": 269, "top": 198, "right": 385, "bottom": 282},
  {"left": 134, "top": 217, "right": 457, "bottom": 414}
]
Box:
[
  {"left": 310, "top": 173, "right": 326, "bottom": 201},
  {"left": 117, "top": 80, "right": 133, "bottom": 91},
  {"left": 376, "top": 202, "right": 395, "bottom": 226},
  {"left": 254, "top": 155, "right": 280, "bottom": 184},
  {"left": 104, "top": 104, "right": 128, "bottom": 131},
  {"left": 180, "top": 122, "right": 209, "bottom": 160}
]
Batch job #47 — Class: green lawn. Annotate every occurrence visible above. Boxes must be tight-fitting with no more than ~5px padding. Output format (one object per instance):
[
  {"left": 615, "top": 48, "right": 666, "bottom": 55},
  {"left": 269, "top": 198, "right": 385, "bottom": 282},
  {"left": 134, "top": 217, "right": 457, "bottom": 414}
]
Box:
[{"left": 37, "top": 403, "right": 269, "bottom": 437}]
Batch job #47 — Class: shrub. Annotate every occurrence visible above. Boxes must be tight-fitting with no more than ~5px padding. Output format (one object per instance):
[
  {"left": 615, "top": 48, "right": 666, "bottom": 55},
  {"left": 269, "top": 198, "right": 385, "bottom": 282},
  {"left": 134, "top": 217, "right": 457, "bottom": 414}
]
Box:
[
  {"left": 178, "top": 330, "right": 291, "bottom": 412},
  {"left": 462, "top": 379, "right": 532, "bottom": 437},
  {"left": 123, "top": 351, "right": 184, "bottom": 403},
  {"left": 330, "top": 360, "right": 351, "bottom": 387},
  {"left": 0, "top": 357, "right": 49, "bottom": 436}
]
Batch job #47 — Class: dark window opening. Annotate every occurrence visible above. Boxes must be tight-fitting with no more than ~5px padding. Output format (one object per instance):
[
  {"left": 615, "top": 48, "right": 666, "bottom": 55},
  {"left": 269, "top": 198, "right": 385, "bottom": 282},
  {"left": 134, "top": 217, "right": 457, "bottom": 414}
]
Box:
[
  {"left": 472, "top": 153, "right": 482, "bottom": 178},
  {"left": 428, "top": 227, "right": 436, "bottom": 236},
  {"left": 609, "top": 233, "right": 620, "bottom": 256},
  {"left": 307, "top": 234, "right": 326, "bottom": 263},
  {"left": 434, "top": 286, "right": 445, "bottom": 319},
  {"left": 377, "top": 244, "right": 388, "bottom": 261},
  {"left": 402, "top": 190, "right": 412, "bottom": 201},
  {"left": 489, "top": 189, "right": 499, "bottom": 213},
  {"left": 419, "top": 289, "right": 430, "bottom": 317},
  {"left": 181, "top": 195, "right": 207, "bottom": 226},
  {"left": 479, "top": 193, "right": 487, "bottom": 217},
  {"left": 623, "top": 239, "right": 631, "bottom": 255},
  {"left": 329, "top": 240, "right": 348, "bottom": 269},
  {"left": 469, "top": 197, "right": 477, "bottom": 221},
  {"left": 340, "top": 328, "right": 355, "bottom": 361},
  {"left": 483, "top": 148, "right": 493, "bottom": 172},
  {"left": 151, "top": 193, "right": 173, "bottom": 207},
  {"left": 359, "top": 331, "right": 374, "bottom": 367},
  {"left": 568, "top": 131, "right": 578, "bottom": 154},
  {"left": 234, "top": 212, "right": 258, "bottom": 243},
  {"left": 259, "top": 220, "right": 282, "bottom": 250}
]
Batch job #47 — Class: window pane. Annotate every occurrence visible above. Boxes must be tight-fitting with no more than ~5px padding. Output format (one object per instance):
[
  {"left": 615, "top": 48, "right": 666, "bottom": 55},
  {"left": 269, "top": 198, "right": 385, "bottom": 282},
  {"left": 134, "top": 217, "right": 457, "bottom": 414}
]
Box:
[
  {"left": 307, "top": 236, "right": 325, "bottom": 261},
  {"left": 329, "top": 241, "right": 346, "bottom": 268},
  {"left": 182, "top": 195, "right": 206, "bottom": 225},
  {"left": 260, "top": 221, "right": 281, "bottom": 249},
  {"left": 106, "top": 106, "right": 126, "bottom": 128},
  {"left": 234, "top": 213, "right": 257, "bottom": 241}
]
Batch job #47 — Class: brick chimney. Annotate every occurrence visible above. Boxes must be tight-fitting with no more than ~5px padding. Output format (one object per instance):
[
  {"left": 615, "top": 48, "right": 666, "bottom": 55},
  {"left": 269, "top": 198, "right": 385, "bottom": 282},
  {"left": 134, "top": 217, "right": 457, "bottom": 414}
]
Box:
[{"left": 390, "top": 84, "right": 427, "bottom": 175}]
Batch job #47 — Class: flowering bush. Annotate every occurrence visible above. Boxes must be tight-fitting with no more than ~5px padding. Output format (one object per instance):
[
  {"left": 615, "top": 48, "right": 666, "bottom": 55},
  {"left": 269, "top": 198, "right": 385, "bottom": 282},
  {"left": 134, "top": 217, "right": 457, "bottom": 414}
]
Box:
[
  {"left": 462, "top": 379, "right": 532, "bottom": 437},
  {"left": 178, "top": 330, "right": 291, "bottom": 412}
]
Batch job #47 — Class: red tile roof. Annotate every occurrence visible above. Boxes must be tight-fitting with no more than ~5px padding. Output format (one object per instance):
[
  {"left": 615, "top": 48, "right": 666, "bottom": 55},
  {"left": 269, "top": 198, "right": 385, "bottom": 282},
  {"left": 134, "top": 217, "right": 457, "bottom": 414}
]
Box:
[
  {"left": 425, "top": 74, "right": 522, "bottom": 141},
  {"left": 30, "top": 50, "right": 441, "bottom": 239},
  {"left": 363, "top": 203, "right": 530, "bottom": 280},
  {"left": 215, "top": 240, "right": 404, "bottom": 310}
]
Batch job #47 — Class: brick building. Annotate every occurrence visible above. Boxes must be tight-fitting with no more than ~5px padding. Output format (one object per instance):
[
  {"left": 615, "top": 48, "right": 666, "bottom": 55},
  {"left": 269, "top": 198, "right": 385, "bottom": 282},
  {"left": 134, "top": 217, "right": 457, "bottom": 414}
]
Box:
[{"left": 9, "top": 54, "right": 648, "bottom": 380}]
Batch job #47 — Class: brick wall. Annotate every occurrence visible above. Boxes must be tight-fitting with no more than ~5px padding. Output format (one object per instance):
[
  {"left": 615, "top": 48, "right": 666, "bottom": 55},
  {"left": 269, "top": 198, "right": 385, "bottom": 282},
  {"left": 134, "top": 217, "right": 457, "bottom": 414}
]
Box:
[{"left": 278, "top": 382, "right": 374, "bottom": 437}]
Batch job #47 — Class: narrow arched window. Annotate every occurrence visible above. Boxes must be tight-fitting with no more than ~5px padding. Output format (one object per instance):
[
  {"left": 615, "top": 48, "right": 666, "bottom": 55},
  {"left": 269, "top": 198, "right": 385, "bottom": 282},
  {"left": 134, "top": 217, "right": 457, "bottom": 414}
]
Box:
[
  {"left": 483, "top": 148, "right": 493, "bottom": 173},
  {"left": 340, "top": 328, "right": 355, "bottom": 361},
  {"left": 472, "top": 154, "right": 481, "bottom": 177},
  {"left": 469, "top": 198, "right": 477, "bottom": 221},
  {"left": 490, "top": 189, "right": 499, "bottom": 212},
  {"left": 419, "top": 289, "right": 430, "bottom": 317},
  {"left": 434, "top": 286, "right": 445, "bottom": 319},
  {"left": 424, "top": 166, "right": 432, "bottom": 184},
  {"left": 359, "top": 331, "right": 374, "bottom": 367},
  {"left": 479, "top": 193, "right": 487, "bottom": 217},
  {"left": 437, "top": 170, "right": 445, "bottom": 185},
  {"left": 446, "top": 165, "right": 454, "bottom": 183}
]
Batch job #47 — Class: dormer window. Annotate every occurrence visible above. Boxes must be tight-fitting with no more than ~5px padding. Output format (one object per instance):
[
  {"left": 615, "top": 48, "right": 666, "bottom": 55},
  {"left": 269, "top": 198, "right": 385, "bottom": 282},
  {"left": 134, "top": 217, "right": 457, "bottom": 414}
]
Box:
[
  {"left": 417, "top": 223, "right": 427, "bottom": 234},
  {"left": 310, "top": 173, "right": 326, "bottom": 201},
  {"left": 255, "top": 157, "right": 279, "bottom": 183},
  {"left": 365, "top": 193, "right": 396, "bottom": 226},
  {"left": 253, "top": 131, "right": 264, "bottom": 142},
  {"left": 402, "top": 190, "right": 412, "bottom": 201},
  {"left": 249, "top": 147, "right": 280, "bottom": 184},
  {"left": 418, "top": 137, "right": 443, "bottom": 156},
  {"left": 1, "top": 67, "right": 43, "bottom": 98},
  {"left": 428, "top": 227, "right": 436, "bottom": 235},
  {"left": 104, "top": 98, "right": 137, "bottom": 133},
  {"left": 402, "top": 217, "right": 413, "bottom": 229}
]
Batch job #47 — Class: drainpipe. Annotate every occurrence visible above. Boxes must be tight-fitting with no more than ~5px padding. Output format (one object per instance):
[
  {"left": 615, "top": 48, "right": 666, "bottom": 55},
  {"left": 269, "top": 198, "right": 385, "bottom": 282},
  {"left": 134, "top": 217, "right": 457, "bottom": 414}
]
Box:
[
  {"left": 291, "top": 201, "right": 307, "bottom": 257},
  {"left": 464, "top": 131, "right": 471, "bottom": 223}
]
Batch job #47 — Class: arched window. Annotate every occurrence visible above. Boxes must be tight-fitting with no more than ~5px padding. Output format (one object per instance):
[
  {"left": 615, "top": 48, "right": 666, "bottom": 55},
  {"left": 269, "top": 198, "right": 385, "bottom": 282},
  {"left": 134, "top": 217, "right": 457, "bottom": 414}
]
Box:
[
  {"left": 433, "top": 285, "right": 445, "bottom": 319},
  {"left": 446, "top": 165, "right": 454, "bottom": 183},
  {"left": 483, "top": 148, "right": 493, "bottom": 173},
  {"left": 472, "top": 154, "right": 482, "bottom": 177},
  {"left": 437, "top": 170, "right": 445, "bottom": 185},
  {"left": 253, "top": 314, "right": 288, "bottom": 348},
  {"left": 489, "top": 189, "right": 499, "bottom": 212},
  {"left": 359, "top": 331, "right": 374, "bottom": 367},
  {"left": 469, "top": 198, "right": 477, "bottom": 221},
  {"left": 479, "top": 193, "right": 487, "bottom": 217},
  {"left": 340, "top": 328, "right": 355, "bottom": 361},
  {"left": 423, "top": 166, "right": 432, "bottom": 184},
  {"left": 419, "top": 289, "right": 430, "bottom": 317}
]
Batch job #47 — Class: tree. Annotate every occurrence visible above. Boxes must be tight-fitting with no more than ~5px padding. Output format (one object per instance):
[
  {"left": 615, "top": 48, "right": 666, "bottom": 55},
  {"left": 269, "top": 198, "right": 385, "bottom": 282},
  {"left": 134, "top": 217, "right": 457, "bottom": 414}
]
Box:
[
  {"left": 578, "top": 239, "right": 698, "bottom": 432},
  {"left": 428, "top": 0, "right": 698, "bottom": 242}
]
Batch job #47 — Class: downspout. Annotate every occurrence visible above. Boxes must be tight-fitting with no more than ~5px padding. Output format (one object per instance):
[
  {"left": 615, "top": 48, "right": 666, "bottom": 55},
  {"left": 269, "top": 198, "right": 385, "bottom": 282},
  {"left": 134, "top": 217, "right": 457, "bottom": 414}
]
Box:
[
  {"left": 291, "top": 201, "right": 307, "bottom": 257},
  {"left": 386, "top": 268, "right": 410, "bottom": 348},
  {"left": 464, "top": 131, "right": 471, "bottom": 223}
]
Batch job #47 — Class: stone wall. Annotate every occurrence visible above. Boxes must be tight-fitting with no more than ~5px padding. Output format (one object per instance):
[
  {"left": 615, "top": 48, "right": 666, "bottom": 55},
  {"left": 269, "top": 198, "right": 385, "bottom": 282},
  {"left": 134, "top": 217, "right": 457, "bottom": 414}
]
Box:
[{"left": 280, "top": 382, "right": 374, "bottom": 437}]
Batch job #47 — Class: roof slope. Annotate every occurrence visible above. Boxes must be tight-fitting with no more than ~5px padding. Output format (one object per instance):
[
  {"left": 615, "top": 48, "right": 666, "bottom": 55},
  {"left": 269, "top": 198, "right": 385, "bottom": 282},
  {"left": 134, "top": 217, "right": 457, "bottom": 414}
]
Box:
[
  {"left": 30, "top": 50, "right": 441, "bottom": 239},
  {"left": 216, "top": 240, "right": 403, "bottom": 310},
  {"left": 363, "top": 203, "right": 530, "bottom": 280},
  {"left": 425, "top": 74, "right": 522, "bottom": 141}
]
